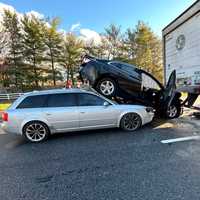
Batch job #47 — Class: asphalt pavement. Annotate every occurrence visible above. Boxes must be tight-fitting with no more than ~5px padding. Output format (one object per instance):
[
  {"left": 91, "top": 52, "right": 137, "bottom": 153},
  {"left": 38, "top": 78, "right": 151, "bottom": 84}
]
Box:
[{"left": 0, "top": 111, "right": 200, "bottom": 200}]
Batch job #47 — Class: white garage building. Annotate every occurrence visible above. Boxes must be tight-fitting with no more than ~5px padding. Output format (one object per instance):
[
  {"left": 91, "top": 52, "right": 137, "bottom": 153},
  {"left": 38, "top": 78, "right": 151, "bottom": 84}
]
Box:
[{"left": 163, "top": 0, "right": 200, "bottom": 93}]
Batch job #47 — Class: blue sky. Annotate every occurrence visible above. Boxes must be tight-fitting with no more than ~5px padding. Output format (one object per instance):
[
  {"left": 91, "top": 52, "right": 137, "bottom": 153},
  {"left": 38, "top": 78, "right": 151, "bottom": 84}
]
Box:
[{"left": 0, "top": 0, "right": 196, "bottom": 36}]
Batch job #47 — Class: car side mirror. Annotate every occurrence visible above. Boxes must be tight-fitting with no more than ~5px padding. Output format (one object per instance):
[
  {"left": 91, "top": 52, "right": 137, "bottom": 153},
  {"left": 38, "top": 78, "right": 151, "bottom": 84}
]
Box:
[{"left": 103, "top": 101, "right": 110, "bottom": 107}]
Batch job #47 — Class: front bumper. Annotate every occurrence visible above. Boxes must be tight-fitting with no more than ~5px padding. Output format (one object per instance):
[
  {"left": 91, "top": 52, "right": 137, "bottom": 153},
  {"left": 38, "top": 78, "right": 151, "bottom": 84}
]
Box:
[{"left": 143, "top": 112, "right": 154, "bottom": 125}]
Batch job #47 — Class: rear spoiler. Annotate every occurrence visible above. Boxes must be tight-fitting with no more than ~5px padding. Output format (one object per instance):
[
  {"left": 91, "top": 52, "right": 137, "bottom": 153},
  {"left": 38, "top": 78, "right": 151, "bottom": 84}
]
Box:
[
  {"left": 81, "top": 55, "right": 96, "bottom": 64},
  {"left": 81, "top": 54, "right": 110, "bottom": 65}
]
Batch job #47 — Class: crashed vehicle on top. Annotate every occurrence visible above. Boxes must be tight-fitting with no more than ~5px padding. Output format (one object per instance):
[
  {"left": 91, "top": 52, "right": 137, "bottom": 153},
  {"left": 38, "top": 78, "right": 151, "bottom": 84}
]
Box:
[{"left": 79, "top": 55, "right": 182, "bottom": 119}]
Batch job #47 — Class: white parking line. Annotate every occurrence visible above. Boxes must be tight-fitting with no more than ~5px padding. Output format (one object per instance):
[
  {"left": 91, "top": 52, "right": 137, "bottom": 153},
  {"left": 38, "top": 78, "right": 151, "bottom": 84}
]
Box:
[{"left": 161, "top": 136, "right": 200, "bottom": 144}]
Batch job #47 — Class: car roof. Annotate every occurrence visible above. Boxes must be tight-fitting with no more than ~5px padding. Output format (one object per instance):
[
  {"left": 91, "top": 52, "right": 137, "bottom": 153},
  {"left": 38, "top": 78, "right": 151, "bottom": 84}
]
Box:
[
  {"left": 23, "top": 88, "right": 94, "bottom": 97},
  {"left": 8, "top": 87, "right": 115, "bottom": 110}
]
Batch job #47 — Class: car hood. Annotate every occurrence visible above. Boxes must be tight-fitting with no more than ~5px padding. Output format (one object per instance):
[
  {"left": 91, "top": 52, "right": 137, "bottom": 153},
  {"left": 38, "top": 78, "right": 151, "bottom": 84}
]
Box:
[{"left": 113, "top": 104, "right": 146, "bottom": 110}]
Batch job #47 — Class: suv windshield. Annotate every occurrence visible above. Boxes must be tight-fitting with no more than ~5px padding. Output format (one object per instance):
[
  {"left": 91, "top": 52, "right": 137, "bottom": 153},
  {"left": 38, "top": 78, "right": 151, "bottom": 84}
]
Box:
[{"left": 141, "top": 73, "right": 161, "bottom": 90}]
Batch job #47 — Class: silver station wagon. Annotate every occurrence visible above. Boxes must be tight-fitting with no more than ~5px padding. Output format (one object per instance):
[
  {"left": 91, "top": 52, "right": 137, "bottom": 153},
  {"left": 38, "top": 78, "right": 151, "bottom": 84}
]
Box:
[{"left": 1, "top": 89, "right": 154, "bottom": 142}]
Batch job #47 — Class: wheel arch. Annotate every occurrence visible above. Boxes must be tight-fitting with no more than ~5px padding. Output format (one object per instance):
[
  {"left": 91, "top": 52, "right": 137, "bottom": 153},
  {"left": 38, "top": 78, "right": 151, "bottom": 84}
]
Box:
[
  {"left": 21, "top": 119, "right": 51, "bottom": 135},
  {"left": 117, "top": 111, "right": 143, "bottom": 127}
]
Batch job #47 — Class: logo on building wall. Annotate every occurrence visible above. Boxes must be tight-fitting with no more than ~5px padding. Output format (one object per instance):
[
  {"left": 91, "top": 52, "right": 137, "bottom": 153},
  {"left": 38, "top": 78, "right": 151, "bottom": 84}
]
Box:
[{"left": 176, "top": 34, "right": 186, "bottom": 50}]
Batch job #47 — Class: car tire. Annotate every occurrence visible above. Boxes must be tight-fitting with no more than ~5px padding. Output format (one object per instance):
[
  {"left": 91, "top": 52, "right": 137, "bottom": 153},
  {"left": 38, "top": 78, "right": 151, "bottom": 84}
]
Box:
[
  {"left": 96, "top": 78, "right": 117, "bottom": 98},
  {"left": 166, "top": 104, "right": 181, "bottom": 119},
  {"left": 23, "top": 121, "right": 50, "bottom": 143},
  {"left": 120, "top": 113, "right": 142, "bottom": 131}
]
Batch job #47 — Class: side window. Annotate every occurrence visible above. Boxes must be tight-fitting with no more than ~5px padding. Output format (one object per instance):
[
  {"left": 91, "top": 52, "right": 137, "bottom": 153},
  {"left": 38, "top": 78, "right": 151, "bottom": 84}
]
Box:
[
  {"left": 47, "top": 93, "right": 77, "bottom": 107},
  {"left": 121, "top": 64, "right": 135, "bottom": 73},
  {"left": 78, "top": 93, "right": 107, "bottom": 106},
  {"left": 17, "top": 95, "right": 48, "bottom": 109},
  {"left": 110, "top": 62, "right": 139, "bottom": 78},
  {"left": 110, "top": 62, "right": 122, "bottom": 69}
]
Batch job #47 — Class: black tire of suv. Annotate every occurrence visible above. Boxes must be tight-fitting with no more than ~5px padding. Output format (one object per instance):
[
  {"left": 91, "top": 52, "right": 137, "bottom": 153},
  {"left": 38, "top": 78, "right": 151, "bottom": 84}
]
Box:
[
  {"left": 165, "top": 104, "right": 182, "bottom": 119},
  {"left": 96, "top": 78, "right": 117, "bottom": 98}
]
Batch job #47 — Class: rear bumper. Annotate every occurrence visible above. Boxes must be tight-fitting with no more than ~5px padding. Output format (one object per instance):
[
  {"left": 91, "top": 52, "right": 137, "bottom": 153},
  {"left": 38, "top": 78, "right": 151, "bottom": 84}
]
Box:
[{"left": 1, "top": 122, "right": 21, "bottom": 135}]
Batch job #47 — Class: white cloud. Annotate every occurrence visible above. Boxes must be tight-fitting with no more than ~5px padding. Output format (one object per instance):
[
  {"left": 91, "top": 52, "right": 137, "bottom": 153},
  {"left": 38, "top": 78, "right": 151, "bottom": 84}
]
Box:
[
  {"left": 0, "top": 2, "right": 15, "bottom": 12},
  {"left": 26, "top": 10, "right": 44, "bottom": 19},
  {"left": 58, "top": 28, "right": 66, "bottom": 34},
  {"left": 0, "top": 2, "right": 44, "bottom": 23},
  {"left": 70, "top": 22, "right": 81, "bottom": 31},
  {"left": 0, "top": 2, "right": 16, "bottom": 22},
  {"left": 79, "top": 28, "right": 101, "bottom": 45},
  {"left": 0, "top": 2, "right": 102, "bottom": 47}
]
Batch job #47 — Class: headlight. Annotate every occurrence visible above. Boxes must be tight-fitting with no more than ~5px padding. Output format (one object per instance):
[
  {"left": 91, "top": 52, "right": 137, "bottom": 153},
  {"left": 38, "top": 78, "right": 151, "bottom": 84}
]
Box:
[{"left": 146, "top": 107, "right": 155, "bottom": 113}]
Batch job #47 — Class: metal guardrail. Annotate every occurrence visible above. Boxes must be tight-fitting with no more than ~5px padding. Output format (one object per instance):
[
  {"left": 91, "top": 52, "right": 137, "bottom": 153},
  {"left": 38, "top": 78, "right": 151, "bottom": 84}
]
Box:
[{"left": 0, "top": 93, "right": 23, "bottom": 100}]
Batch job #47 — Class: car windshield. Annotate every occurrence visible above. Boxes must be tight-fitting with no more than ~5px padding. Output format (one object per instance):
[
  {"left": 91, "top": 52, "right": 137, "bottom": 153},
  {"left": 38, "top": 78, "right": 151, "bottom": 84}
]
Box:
[{"left": 141, "top": 73, "right": 161, "bottom": 90}]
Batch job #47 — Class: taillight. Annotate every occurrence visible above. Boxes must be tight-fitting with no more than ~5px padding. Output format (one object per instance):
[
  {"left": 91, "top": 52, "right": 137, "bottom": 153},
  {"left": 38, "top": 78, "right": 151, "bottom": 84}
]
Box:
[{"left": 2, "top": 112, "right": 8, "bottom": 121}]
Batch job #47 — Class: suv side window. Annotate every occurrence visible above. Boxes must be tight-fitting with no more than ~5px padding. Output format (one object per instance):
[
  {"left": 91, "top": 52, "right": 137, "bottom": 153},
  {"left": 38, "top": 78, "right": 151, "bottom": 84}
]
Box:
[
  {"left": 110, "top": 62, "right": 122, "bottom": 69},
  {"left": 110, "top": 62, "right": 139, "bottom": 78},
  {"left": 47, "top": 93, "right": 77, "bottom": 107},
  {"left": 78, "top": 93, "right": 108, "bottom": 106},
  {"left": 17, "top": 95, "right": 48, "bottom": 109}
]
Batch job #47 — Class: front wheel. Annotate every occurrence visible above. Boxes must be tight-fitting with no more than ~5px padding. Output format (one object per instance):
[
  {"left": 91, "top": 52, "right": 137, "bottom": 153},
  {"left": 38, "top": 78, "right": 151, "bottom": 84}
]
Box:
[
  {"left": 96, "top": 78, "right": 117, "bottom": 98},
  {"left": 120, "top": 113, "right": 142, "bottom": 131},
  {"left": 166, "top": 104, "right": 181, "bottom": 119}
]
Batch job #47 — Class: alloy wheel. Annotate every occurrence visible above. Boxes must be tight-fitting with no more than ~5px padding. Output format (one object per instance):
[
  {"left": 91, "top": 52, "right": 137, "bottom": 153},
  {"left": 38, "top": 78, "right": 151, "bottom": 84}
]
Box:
[
  {"left": 100, "top": 80, "right": 115, "bottom": 96},
  {"left": 25, "top": 123, "right": 47, "bottom": 142},
  {"left": 167, "top": 105, "right": 178, "bottom": 118},
  {"left": 122, "top": 113, "right": 141, "bottom": 131}
]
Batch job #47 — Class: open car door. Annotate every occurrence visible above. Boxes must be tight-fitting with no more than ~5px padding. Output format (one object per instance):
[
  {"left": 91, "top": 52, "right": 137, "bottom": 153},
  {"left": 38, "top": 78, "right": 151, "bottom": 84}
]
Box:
[
  {"left": 163, "top": 70, "right": 178, "bottom": 115},
  {"left": 164, "top": 70, "right": 176, "bottom": 101}
]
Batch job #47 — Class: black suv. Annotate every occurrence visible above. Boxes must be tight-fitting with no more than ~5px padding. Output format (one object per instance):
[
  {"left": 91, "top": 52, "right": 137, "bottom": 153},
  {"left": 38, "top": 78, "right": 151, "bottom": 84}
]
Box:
[{"left": 79, "top": 55, "right": 182, "bottom": 118}]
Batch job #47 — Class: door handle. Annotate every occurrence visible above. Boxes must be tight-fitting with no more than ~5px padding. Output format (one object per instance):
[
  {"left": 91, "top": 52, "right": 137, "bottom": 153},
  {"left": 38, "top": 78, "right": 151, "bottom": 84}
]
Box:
[
  {"left": 80, "top": 112, "right": 85, "bottom": 114},
  {"left": 46, "top": 113, "right": 52, "bottom": 116}
]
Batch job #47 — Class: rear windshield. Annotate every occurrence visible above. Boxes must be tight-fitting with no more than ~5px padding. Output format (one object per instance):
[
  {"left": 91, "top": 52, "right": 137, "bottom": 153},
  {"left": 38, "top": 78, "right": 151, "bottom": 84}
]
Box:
[{"left": 17, "top": 95, "right": 48, "bottom": 109}]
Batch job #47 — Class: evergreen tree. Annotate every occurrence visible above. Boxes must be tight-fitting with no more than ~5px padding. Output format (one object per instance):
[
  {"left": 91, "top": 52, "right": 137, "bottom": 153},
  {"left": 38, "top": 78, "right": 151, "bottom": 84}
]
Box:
[
  {"left": 83, "top": 35, "right": 110, "bottom": 59},
  {"left": 0, "top": 29, "right": 8, "bottom": 54},
  {"left": 105, "top": 24, "right": 121, "bottom": 59},
  {"left": 44, "top": 17, "right": 63, "bottom": 86},
  {"left": 2, "top": 9, "right": 24, "bottom": 90},
  {"left": 61, "top": 33, "right": 83, "bottom": 84},
  {"left": 21, "top": 14, "right": 47, "bottom": 88},
  {"left": 125, "top": 21, "right": 163, "bottom": 81}
]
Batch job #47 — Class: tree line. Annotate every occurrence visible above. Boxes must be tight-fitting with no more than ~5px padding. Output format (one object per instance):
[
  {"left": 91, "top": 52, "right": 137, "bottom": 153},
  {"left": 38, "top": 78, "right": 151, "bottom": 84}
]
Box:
[{"left": 0, "top": 9, "right": 163, "bottom": 92}]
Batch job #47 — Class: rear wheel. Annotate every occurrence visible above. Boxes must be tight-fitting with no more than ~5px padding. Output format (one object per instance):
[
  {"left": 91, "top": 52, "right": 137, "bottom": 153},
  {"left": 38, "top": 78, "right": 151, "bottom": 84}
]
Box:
[
  {"left": 23, "top": 121, "right": 49, "bottom": 143},
  {"left": 120, "top": 113, "right": 142, "bottom": 131},
  {"left": 96, "top": 78, "right": 116, "bottom": 98}
]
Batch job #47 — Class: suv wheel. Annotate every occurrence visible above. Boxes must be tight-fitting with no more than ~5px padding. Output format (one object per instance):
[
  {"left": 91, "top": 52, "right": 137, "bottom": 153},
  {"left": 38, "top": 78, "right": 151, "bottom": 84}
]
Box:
[
  {"left": 23, "top": 121, "right": 49, "bottom": 143},
  {"left": 166, "top": 104, "right": 181, "bottom": 119},
  {"left": 96, "top": 78, "right": 116, "bottom": 98},
  {"left": 120, "top": 113, "right": 142, "bottom": 131}
]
